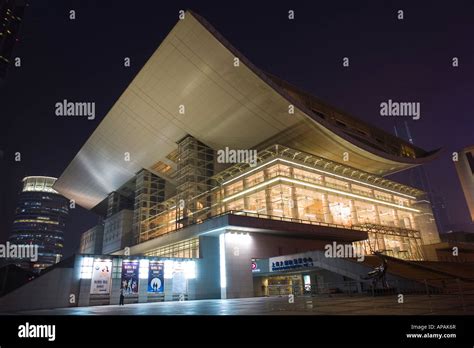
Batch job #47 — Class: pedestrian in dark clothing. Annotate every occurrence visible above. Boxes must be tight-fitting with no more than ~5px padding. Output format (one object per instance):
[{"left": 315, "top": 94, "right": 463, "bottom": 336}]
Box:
[{"left": 119, "top": 287, "right": 125, "bottom": 306}]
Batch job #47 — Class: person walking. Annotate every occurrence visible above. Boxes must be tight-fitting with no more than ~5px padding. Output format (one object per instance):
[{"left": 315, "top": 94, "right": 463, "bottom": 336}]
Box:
[{"left": 119, "top": 287, "right": 125, "bottom": 306}]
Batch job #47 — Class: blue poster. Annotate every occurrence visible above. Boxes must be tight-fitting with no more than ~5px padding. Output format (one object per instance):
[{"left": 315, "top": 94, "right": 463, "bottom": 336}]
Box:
[
  {"left": 148, "top": 261, "right": 164, "bottom": 293},
  {"left": 121, "top": 260, "right": 139, "bottom": 295}
]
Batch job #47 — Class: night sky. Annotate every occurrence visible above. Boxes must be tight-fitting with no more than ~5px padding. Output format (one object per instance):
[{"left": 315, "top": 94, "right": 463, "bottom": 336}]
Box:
[{"left": 1, "top": 0, "right": 473, "bottom": 257}]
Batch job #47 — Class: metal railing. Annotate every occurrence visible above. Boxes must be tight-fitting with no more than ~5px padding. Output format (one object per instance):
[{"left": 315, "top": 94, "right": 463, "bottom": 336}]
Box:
[
  {"left": 143, "top": 209, "right": 364, "bottom": 242},
  {"left": 142, "top": 209, "right": 423, "bottom": 249}
]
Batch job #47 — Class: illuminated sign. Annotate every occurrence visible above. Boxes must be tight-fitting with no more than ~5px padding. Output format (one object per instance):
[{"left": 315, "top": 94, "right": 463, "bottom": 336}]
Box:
[
  {"left": 270, "top": 255, "right": 314, "bottom": 272},
  {"left": 251, "top": 260, "right": 261, "bottom": 273},
  {"left": 164, "top": 260, "right": 196, "bottom": 279},
  {"left": 90, "top": 259, "right": 112, "bottom": 294},
  {"left": 121, "top": 260, "right": 139, "bottom": 295},
  {"left": 148, "top": 261, "right": 164, "bottom": 293},
  {"left": 304, "top": 275, "right": 311, "bottom": 291}
]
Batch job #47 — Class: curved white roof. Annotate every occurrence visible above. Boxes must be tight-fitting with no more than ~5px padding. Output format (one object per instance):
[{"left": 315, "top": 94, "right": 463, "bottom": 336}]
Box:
[{"left": 54, "top": 11, "right": 439, "bottom": 210}]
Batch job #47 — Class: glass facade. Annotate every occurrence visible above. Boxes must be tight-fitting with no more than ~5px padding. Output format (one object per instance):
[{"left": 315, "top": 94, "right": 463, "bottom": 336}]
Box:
[
  {"left": 214, "top": 162, "right": 424, "bottom": 260},
  {"left": 145, "top": 238, "right": 199, "bottom": 258},
  {"left": 137, "top": 145, "right": 436, "bottom": 260},
  {"left": 9, "top": 176, "right": 69, "bottom": 270}
]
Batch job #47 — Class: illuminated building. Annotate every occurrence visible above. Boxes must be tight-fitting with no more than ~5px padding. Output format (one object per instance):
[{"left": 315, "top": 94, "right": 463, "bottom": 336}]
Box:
[
  {"left": 394, "top": 121, "right": 451, "bottom": 233},
  {"left": 56, "top": 11, "right": 442, "bottom": 300},
  {"left": 9, "top": 176, "right": 69, "bottom": 271},
  {"left": 79, "top": 224, "right": 104, "bottom": 255}
]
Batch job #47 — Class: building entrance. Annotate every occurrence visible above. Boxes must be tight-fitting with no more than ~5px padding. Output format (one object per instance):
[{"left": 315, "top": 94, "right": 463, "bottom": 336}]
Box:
[{"left": 266, "top": 275, "right": 303, "bottom": 296}]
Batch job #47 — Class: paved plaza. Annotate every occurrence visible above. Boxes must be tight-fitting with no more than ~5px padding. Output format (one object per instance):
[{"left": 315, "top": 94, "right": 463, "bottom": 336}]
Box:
[{"left": 8, "top": 294, "right": 474, "bottom": 316}]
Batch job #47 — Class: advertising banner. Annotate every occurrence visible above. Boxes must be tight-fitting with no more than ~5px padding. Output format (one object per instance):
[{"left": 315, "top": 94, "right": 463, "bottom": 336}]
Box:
[
  {"left": 90, "top": 259, "right": 112, "bottom": 295},
  {"left": 163, "top": 260, "right": 196, "bottom": 295},
  {"left": 121, "top": 260, "right": 139, "bottom": 295},
  {"left": 172, "top": 270, "right": 186, "bottom": 294},
  {"left": 147, "top": 261, "right": 164, "bottom": 293}
]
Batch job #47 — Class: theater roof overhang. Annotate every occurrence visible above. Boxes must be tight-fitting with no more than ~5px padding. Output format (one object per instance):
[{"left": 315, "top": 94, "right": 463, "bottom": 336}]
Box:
[{"left": 54, "top": 10, "right": 440, "bottom": 210}]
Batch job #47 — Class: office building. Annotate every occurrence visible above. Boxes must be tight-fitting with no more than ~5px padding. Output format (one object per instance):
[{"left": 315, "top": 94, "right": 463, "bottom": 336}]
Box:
[
  {"left": 9, "top": 176, "right": 69, "bottom": 271},
  {"left": 0, "top": 0, "right": 26, "bottom": 80},
  {"left": 79, "top": 224, "right": 104, "bottom": 255}
]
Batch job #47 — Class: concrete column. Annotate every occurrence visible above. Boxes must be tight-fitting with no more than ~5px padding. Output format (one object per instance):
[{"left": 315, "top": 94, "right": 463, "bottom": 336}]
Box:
[
  {"left": 289, "top": 168, "right": 299, "bottom": 219},
  {"left": 138, "top": 278, "right": 148, "bottom": 303},
  {"left": 194, "top": 237, "right": 220, "bottom": 299},
  {"left": 78, "top": 279, "right": 91, "bottom": 307},
  {"left": 221, "top": 231, "right": 254, "bottom": 299},
  {"left": 109, "top": 278, "right": 121, "bottom": 305},
  {"left": 187, "top": 279, "right": 197, "bottom": 300},
  {"left": 164, "top": 278, "right": 173, "bottom": 301},
  {"left": 242, "top": 179, "right": 250, "bottom": 211},
  {"left": 223, "top": 186, "right": 229, "bottom": 213},
  {"left": 377, "top": 233, "right": 386, "bottom": 251},
  {"left": 374, "top": 205, "right": 381, "bottom": 225},
  {"left": 409, "top": 213, "right": 417, "bottom": 230},
  {"left": 349, "top": 199, "right": 358, "bottom": 225},
  {"left": 322, "top": 193, "right": 333, "bottom": 223},
  {"left": 392, "top": 209, "right": 400, "bottom": 227},
  {"left": 263, "top": 169, "right": 273, "bottom": 216}
]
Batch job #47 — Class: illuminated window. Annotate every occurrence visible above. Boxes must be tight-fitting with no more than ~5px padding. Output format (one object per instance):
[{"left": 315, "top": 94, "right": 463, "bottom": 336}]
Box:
[
  {"left": 374, "top": 190, "right": 392, "bottom": 202},
  {"left": 139, "top": 259, "right": 149, "bottom": 279},
  {"left": 245, "top": 171, "right": 264, "bottom": 186},
  {"left": 325, "top": 177, "right": 349, "bottom": 191},
  {"left": 145, "top": 238, "right": 199, "bottom": 258},
  {"left": 351, "top": 184, "right": 372, "bottom": 197},
  {"left": 80, "top": 257, "right": 94, "bottom": 279},
  {"left": 112, "top": 258, "right": 122, "bottom": 278}
]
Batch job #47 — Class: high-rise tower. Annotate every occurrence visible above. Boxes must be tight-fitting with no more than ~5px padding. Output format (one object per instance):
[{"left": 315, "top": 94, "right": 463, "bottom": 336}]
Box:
[
  {"left": 0, "top": 0, "right": 26, "bottom": 80},
  {"left": 9, "top": 176, "right": 69, "bottom": 271}
]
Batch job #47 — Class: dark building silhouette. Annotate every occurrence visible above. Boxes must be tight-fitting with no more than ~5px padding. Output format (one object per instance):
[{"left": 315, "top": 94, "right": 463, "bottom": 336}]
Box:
[
  {"left": 455, "top": 146, "right": 474, "bottom": 222},
  {"left": 9, "top": 176, "right": 69, "bottom": 272},
  {"left": 0, "top": 0, "right": 26, "bottom": 80}
]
